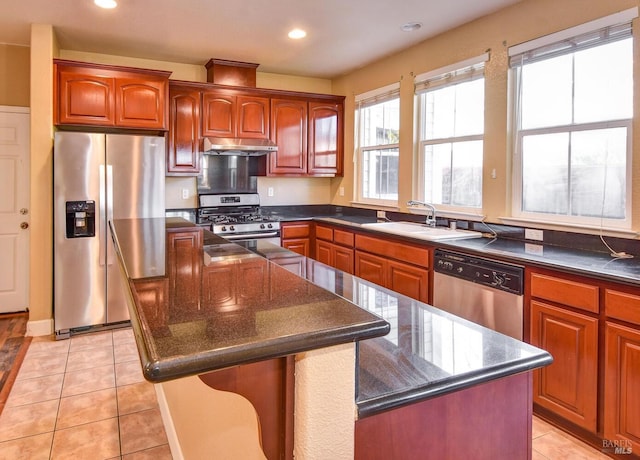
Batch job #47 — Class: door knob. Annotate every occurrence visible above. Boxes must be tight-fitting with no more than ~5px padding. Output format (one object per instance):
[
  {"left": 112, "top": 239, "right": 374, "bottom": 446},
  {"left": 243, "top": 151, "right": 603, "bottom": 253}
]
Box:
[
  {"left": 20, "top": 208, "right": 28, "bottom": 215},
  {"left": 20, "top": 222, "right": 29, "bottom": 229}
]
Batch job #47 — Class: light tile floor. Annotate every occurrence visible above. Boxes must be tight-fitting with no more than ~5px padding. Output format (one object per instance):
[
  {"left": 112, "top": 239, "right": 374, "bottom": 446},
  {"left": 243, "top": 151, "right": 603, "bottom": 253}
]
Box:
[
  {"left": 533, "top": 416, "right": 612, "bottom": 460},
  {"left": 0, "top": 328, "right": 171, "bottom": 460},
  {"left": 0, "top": 326, "right": 613, "bottom": 460}
]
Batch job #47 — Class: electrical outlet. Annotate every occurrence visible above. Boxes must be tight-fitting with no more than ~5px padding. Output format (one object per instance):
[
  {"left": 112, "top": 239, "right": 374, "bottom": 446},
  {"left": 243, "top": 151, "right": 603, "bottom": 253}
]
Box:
[
  {"left": 181, "top": 188, "right": 189, "bottom": 200},
  {"left": 339, "top": 187, "right": 345, "bottom": 196},
  {"left": 267, "top": 187, "right": 274, "bottom": 197},
  {"left": 376, "top": 210, "right": 386, "bottom": 219},
  {"left": 525, "top": 228, "right": 544, "bottom": 242}
]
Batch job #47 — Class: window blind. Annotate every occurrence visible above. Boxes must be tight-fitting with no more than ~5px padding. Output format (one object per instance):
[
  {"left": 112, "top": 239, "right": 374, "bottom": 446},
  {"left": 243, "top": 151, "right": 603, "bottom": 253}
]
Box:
[
  {"left": 414, "top": 53, "right": 488, "bottom": 94},
  {"left": 355, "top": 82, "right": 400, "bottom": 108},
  {"left": 508, "top": 7, "right": 637, "bottom": 67}
]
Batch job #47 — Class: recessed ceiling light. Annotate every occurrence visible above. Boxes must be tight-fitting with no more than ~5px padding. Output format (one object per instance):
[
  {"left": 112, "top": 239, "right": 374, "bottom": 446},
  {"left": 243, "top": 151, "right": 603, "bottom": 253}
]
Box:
[
  {"left": 401, "top": 22, "right": 422, "bottom": 32},
  {"left": 288, "top": 28, "right": 307, "bottom": 40},
  {"left": 95, "top": 0, "right": 117, "bottom": 9}
]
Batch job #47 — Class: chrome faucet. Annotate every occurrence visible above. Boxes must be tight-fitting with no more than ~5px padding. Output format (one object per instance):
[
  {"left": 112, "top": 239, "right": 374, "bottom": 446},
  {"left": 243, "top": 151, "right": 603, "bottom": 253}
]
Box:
[{"left": 407, "top": 200, "right": 437, "bottom": 227}]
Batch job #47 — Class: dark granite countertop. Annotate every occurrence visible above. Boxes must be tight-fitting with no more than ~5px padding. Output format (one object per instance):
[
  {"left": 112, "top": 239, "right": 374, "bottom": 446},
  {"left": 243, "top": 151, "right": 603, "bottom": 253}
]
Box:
[
  {"left": 110, "top": 218, "right": 390, "bottom": 382},
  {"left": 304, "top": 215, "right": 640, "bottom": 287},
  {"left": 243, "top": 239, "right": 553, "bottom": 418}
]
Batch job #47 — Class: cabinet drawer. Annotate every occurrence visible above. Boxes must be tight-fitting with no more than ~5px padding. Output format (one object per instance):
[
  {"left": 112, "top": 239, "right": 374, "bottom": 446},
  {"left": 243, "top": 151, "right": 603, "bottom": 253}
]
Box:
[
  {"left": 605, "top": 289, "right": 640, "bottom": 326},
  {"left": 281, "top": 223, "right": 310, "bottom": 239},
  {"left": 334, "top": 229, "right": 354, "bottom": 247},
  {"left": 530, "top": 273, "right": 599, "bottom": 313},
  {"left": 315, "top": 225, "right": 333, "bottom": 241},
  {"left": 355, "top": 234, "right": 429, "bottom": 268}
]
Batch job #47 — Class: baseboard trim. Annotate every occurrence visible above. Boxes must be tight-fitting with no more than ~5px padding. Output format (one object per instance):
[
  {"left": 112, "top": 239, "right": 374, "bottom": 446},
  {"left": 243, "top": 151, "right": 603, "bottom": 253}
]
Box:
[{"left": 26, "top": 319, "right": 53, "bottom": 337}]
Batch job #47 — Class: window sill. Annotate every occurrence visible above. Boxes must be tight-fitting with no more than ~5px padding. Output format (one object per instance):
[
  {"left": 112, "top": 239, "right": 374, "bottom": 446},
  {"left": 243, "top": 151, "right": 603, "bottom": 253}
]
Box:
[
  {"left": 499, "top": 216, "right": 639, "bottom": 238},
  {"left": 408, "top": 208, "right": 485, "bottom": 222},
  {"left": 350, "top": 201, "right": 400, "bottom": 211}
]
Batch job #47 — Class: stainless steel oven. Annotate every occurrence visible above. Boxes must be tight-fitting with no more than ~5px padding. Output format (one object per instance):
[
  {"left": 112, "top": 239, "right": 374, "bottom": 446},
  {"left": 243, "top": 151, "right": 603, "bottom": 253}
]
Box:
[
  {"left": 196, "top": 193, "right": 281, "bottom": 245},
  {"left": 431, "top": 249, "right": 524, "bottom": 340}
]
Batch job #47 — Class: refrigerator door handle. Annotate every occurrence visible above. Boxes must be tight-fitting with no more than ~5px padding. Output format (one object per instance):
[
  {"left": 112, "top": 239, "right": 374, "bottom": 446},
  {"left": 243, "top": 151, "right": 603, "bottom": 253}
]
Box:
[
  {"left": 99, "top": 164, "right": 106, "bottom": 266},
  {"left": 106, "top": 164, "right": 114, "bottom": 266}
]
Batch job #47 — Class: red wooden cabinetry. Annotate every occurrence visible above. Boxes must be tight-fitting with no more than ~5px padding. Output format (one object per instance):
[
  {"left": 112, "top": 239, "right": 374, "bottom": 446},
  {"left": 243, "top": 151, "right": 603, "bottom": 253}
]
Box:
[
  {"left": 354, "top": 233, "right": 429, "bottom": 302},
  {"left": 202, "top": 91, "right": 270, "bottom": 139},
  {"left": 54, "top": 59, "right": 169, "bottom": 130},
  {"left": 167, "top": 86, "right": 201, "bottom": 175},
  {"left": 314, "top": 224, "right": 354, "bottom": 274},
  {"left": 280, "top": 221, "right": 311, "bottom": 257},
  {"left": 269, "top": 98, "right": 308, "bottom": 175},
  {"left": 269, "top": 97, "right": 344, "bottom": 177},
  {"left": 308, "top": 101, "right": 343, "bottom": 176}
]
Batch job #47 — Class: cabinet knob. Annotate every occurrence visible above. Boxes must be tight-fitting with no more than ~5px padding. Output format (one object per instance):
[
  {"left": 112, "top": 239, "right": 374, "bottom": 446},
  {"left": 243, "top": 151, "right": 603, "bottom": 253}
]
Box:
[
  {"left": 20, "top": 208, "right": 28, "bottom": 215},
  {"left": 20, "top": 222, "right": 29, "bottom": 229}
]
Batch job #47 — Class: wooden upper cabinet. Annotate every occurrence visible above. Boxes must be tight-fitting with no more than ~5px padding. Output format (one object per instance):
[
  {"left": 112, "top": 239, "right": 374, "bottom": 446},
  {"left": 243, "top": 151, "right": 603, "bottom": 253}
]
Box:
[
  {"left": 115, "top": 77, "right": 167, "bottom": 129},
  {"left": 308, "top": 101, "right": 343, "bottom": 176},
  {"left": 202, "top": 92, "right": 269, "bottom": 139},
  {"left": 269, "top": 96, "right": 344, "bottom": 177},
  {"left": 57, "top": 69, "right": 115, "bottom": 126},
  {"left": 269, "top": 98, "right": 307, "bottom": 175},
  {"left": 201, "top": 91, "right": 235, "bottom": 137},
  {"left": 167, "top": 86, "right": 200, "bottom": 175},
  {"left": 54, "top": 59, "right": 170, "bottom": 130},
  {"left": 237, "top": 95, "right": 270, "bottom": 139}
]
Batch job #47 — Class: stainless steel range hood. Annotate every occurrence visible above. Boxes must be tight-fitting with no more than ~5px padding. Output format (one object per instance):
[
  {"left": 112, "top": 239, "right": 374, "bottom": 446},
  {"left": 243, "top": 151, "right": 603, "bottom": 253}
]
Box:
[{"left": 203, "top": 137, "right": 278, "bottom": 156}]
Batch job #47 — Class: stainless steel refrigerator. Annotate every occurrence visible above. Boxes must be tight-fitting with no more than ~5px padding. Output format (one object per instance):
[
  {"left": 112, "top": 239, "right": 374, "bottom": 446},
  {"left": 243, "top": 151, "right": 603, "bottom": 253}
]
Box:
[{"left": 54, "top": 132, "right": 165, "bottom": 339}]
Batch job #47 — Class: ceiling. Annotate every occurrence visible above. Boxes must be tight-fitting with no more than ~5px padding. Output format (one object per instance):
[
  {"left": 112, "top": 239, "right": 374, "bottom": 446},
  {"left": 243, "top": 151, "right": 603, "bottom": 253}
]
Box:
[{"left": 1, "top": 0, "right": 522, "bottom": 79}]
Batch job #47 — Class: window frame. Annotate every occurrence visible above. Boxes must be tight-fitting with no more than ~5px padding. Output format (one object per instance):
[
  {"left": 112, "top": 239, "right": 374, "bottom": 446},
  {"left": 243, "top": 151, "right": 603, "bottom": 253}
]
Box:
[
  {"left": 354, "top": 83, "right": 401, "bottom": 207},
  {"left": 414, "top": 55, "right": 488, "bottom": 215},
  {"left": 508, "top": 14, "right": 634, "bottom": 229}
]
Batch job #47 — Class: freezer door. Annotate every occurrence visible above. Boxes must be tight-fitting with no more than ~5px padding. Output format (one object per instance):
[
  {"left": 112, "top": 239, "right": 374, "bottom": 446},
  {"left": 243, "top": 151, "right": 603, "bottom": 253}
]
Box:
[
  {"left": 54, "top": 132, "right": 107, "bottom": 332},
  {"left": 105, "top": 134, "right": 166, "bottom": 324}
]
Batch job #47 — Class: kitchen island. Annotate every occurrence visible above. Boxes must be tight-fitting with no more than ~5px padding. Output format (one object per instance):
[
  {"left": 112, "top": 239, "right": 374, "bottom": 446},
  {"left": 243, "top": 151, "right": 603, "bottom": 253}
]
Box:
[{"left": 111, "top": 217, "right": 552, "bottom": 460}]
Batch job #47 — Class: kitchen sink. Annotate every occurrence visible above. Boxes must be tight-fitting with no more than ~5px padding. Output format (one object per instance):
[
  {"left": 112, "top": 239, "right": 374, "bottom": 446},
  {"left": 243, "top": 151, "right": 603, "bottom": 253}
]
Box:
[{"left": 361, "top": 221, "right": 482, "bottom": 241}]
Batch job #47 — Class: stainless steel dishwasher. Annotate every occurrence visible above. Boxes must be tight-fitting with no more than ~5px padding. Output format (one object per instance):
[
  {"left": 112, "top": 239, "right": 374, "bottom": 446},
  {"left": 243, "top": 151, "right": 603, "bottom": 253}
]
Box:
[{"left": 432, "top": 248, "right": 524, "bottom": 340}]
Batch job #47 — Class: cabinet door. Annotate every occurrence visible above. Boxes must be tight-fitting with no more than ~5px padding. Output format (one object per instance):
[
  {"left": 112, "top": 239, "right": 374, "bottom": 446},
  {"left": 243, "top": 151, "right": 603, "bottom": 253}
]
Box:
[
  {"left": 315, "top": 240, "right": 333, "bottom": 266},
  {"left": 355, "top": 250, "right": 387, "bottom": 287},
  {"left": 604, "top": 321, "right": 640, "bottom": 454},
  {"left": 57, "top": 70, "right": 115, "bottom": 126},
  {"left": 333, "top": 245, "right": 354, "bottom": 275},
  {"left": 269, "top": 99, "right": 307, "bottom": 175},
  {"left": 530, "top": 300, "right": 598, "bottom": 431},
  {"left": 237, "top": 95, "right": 270, "bottom": 139},
  {"left": 167, "top": 228, "right": 202, "bottom": 316},
  {"left": 282, "top": 239, "right": 309, "bottom": 257},
  {"left": 168, "top": 87, "right": 201, "bottom": 175},
  {"left": 202, "top": 91, "right": 235, "bottom": 137},
  {"left": 115, "top": 77, "right": 167, "bottom": 129},
  {"left": 388, "top": 260, "right": 428, "bottom": 302},
  {"left": 308, "top": 101, "right": 343, "bottom": 176}
]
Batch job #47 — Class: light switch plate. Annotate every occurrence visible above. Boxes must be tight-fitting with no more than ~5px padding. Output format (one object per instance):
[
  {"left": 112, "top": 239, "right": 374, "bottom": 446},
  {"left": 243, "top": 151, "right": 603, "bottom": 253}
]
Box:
[{"left": 525, "top": 228, "right": 544, "bottom": 241}]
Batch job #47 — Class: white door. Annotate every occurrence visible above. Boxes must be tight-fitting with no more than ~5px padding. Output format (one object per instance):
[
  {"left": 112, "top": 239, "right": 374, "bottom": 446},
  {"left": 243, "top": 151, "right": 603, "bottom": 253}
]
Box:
[{"left": 0, "top": 107, "right": 30, "bottom": 313}]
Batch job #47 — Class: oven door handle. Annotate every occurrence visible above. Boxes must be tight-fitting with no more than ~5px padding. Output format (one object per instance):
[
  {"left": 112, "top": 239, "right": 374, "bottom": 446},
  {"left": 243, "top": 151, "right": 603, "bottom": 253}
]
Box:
[{"left": 223, "top": 231, "right": 280, "bottom": 240}]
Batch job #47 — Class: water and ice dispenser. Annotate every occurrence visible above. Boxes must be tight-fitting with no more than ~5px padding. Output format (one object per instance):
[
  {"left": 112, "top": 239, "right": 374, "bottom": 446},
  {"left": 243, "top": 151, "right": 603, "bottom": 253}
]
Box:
[{"left": 65, "top": 201, "right": 96, "bottom": 238}]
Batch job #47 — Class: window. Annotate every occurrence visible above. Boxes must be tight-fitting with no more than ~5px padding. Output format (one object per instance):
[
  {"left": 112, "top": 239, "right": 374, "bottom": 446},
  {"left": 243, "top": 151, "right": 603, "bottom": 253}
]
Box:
[
  {"left": 415, "top": 55, "right": 487, "bottom": 212},
  {"left": 355, "top": 83, "right": 400, "bottom": 205},
  {"left": 510, "top": 14, "right": 634, "bottom": 228}
]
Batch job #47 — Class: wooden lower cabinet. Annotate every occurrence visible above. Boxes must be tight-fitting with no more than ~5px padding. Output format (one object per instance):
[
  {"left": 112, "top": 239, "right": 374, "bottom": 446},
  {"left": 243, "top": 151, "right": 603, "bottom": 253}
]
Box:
[
  {"left": 281, "top": 221, "right": 311, "bottom": 257},
  {"left": 354, "top": 234, "right": 429, "bottom": 303},
  {"left": 199, "top": 356, "right": 295, "bottom": 460},
  {"left": 530, "top": 300, "right": 598, "bottom": 432},
  {"left": 604, "top": 321, "right": 640, "bottom": 454},
  {"left": 316, "top": 239, "right": 354, "bottom": 274}
]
